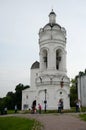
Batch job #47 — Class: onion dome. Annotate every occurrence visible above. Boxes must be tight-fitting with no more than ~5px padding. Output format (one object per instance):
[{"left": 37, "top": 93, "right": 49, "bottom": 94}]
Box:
[{"left": 31, "top": 61, "right": 40, "bottom": 69}]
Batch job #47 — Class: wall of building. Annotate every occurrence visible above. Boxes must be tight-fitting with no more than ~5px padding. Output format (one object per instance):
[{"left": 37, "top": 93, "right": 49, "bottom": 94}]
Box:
[
  {"left": 30, "top": 68, "right": 39, "bottom": 89},
  {"left": 77, "top": 75, "right": 86, "bottom": 107}
]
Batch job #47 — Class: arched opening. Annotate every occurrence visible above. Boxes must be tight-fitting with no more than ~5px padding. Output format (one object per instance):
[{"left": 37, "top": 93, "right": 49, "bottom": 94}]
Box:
[
  {"left": 55, "top": 89, "right": 68, "bottom": 109},
  {"left": 43, "top": 49, "right": 48, "bottom": 69},
  {"left": 56, "top": 49, "right": 61, "bottom": 70}
]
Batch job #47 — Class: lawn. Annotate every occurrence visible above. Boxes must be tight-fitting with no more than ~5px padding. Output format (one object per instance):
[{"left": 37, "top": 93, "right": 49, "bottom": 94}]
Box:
[
  {"left": 0, "top": 116, "right": 42, "bottom": 130},
  {"left": 79, "top": 114, "right": 86, "bottom": 121}
]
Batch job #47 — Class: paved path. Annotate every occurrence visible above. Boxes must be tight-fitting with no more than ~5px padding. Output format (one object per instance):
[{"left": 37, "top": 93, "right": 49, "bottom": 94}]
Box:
[
  {"left": 15, "top": 113, "right": 86, "bottom": 130},
  {"left": 1, "top": 113, "right": 86, "bottom": 130}
]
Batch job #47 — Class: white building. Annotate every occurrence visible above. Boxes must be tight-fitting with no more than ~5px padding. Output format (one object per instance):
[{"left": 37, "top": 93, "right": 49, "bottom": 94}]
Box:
[
  {"left": 22, "top": 10, "right": 70, "bottom": 110},
  {"left": 77, "top": 72, "right": 86, "bottom": 107}
]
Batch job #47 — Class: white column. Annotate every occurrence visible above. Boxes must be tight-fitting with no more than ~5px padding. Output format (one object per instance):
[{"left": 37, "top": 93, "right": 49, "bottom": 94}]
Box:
[
  {"left": 48, "top": 48, "right": 56, "bottom": 69},
  {"left": 78, "top": 78, "right": 81, "bottom": 101},
  {"left": 61, "top": 51, "right": 66, "bottom": 72}
]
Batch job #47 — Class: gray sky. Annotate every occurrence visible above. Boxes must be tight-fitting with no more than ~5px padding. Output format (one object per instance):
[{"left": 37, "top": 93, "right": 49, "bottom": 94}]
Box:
[{"left": 0, "top": 0, "right": 86, "bottom": 97}]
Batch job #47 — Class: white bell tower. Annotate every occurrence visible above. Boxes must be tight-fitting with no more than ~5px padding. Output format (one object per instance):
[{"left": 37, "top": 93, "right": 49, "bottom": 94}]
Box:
[
  {"left": 27, "top": 10, "right": 70, "bottom": 110},
  {"left": 22, "top": 10, "right": 70, "bottom": 110},
  {"left": 39, "top": 9, "right": 67, "bottom": 75},
  {"left": 36, "top": 10, "right": 70, "bottom": 109}
]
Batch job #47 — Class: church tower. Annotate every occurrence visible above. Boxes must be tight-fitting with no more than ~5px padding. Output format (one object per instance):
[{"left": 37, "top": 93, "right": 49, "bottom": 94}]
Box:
[
  {"left": 39, "top": 10, "right": 67, "bottom": 75},
  {"left": 35, "top": 9, "right": 70, "bottom": 109},
  {"left": 22, "top": 10, "right": 70, "bottom": 110}
]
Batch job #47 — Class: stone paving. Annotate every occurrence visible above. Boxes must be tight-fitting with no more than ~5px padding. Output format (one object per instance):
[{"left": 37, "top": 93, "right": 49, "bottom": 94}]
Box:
[{"left": 1, "top": 113, "right": 86, "bottom": 130}]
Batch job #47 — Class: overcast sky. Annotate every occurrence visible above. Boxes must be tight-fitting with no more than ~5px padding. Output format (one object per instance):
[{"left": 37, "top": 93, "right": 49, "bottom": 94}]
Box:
[{"left": 0, "top": 0, "right": 86, "bottom": 97}]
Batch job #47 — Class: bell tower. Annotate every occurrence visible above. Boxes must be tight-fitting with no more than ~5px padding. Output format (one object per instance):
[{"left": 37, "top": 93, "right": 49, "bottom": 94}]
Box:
[
  {"left": 36, "top": 10, "right": 70, "bottom": 109},
  {"left": 22, "top": 10, "right": 70, "bottom": 111},
  {"left": 39, "top": 9, "right": 67, "bottom": 75}
]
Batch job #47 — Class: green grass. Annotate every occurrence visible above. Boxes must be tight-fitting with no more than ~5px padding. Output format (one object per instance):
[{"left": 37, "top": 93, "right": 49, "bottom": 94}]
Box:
[
  {"left": 7, "top": 110, "right": 18, "bottom": 114},
  {"left": 5, "top": 106, "right": 86, "bottom": 114},
  {"left": 0, "top": 116, "right": 42, "bottom": 130},
  {"left": 79, "top": 114, "right": 86, "bottom": 121}
]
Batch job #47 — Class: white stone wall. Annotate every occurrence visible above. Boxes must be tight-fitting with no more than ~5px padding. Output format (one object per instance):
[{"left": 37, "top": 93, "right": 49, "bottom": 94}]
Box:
[
  {"left": 77, "top": 75, "right": 86, "bottom": 107},
  {"left": 22, "top": 73, "right": 70, "bottom": 110},
  {"left": 22, "top": 88, "right": 37, "bottom": 110},
  {"left": 39, "top": 35, "right": 67, "bottom": 74},
  {"left": 35, "top": 74, "right": 70, "bottom": 110},
  {"left": 30, "top": 68, "right": 39, "bottom": 89}
]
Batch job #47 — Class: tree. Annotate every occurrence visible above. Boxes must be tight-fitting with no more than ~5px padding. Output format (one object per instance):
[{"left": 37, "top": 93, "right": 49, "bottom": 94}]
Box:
[
  {"left": 15, "top": 83, "right": 24, "bottom": 110},
  {"left": 6, "top": 92, "right": 15, "bottom": 109},
  {"left": 70, "top": 78, "right": 78, "bottom": 107},
  {"left": 23, "top": 85, "right": 30, "bottom": 90},
  {"left": 0, "top": 84, "right": 30, "bottom": 111},
  {"left": 0, "top": 98, "right": 4, "bottom": 114},
  {"left": 15, "top": 83, "right": 30, "bottom": 110}
]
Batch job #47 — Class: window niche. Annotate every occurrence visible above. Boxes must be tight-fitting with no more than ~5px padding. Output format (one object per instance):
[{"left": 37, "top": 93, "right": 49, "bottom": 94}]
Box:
[
  {"left": 56, "top": 50, "right": 61, "bottom": 70},
  {"left": 43, "top": 49, "right": 48, "bottom": 69}
]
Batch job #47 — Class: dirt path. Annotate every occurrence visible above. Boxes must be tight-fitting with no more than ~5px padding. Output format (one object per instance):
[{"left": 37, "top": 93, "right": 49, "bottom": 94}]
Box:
[
  {"left": 1, "top": 113, "right": 86, "bottom": 130},
  {"left": 15, "top": 113, "right": 86, "bottom": 130}
]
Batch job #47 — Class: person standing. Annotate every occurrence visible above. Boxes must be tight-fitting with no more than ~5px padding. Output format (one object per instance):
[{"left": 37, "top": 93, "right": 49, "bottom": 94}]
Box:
[
  {"left": 60, "top": 99, "right": 63, "bottom": 111},
  {"left": 4, "top": 107, "right": 7, "bottom": 114},
  {"left": 58, "top": 99, "right": 61, "bottom": 113},
  {"left": 58, "top": 99, "right": 63, "bottom": 113},
  {"left": 38, "top": 104, "right": 42, "bottom": 114},
  {"left": 15, "top": 105, "right": 17, "bottom": 113},
  {"left": 31, "top": 100, "right": 36, "bottom": 114},
  {"left": 75, "top": 100, "right": 80, "bottom": 112}
]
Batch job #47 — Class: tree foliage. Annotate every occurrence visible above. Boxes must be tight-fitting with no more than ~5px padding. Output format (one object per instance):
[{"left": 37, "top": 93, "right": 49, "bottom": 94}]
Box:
[
  {"left": 0, "top": 84, "right": 30, "bottom": 111},
  {"left": 15, "top": 83, "right": 26, "bottom": 110},
  {"left": 70, "top": 78, "right": 78, "bottom": 107}
]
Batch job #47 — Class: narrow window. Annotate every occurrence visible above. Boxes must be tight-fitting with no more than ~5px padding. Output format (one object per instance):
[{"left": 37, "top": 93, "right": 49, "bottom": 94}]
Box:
[
  {"left": 43, "top": 50, "right": 47, "bottom": 69},
  {"left": 56, "top": 50, "right": 61, "bottom": 70}
]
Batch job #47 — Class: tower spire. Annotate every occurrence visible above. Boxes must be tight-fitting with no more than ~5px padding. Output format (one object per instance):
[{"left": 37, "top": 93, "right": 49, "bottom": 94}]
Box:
[
  {"left": 49, "top": 9, "right": 56, "bottom": 24},
  {"left": 51, "top": 8, "right": 53, "bottom": 12}
]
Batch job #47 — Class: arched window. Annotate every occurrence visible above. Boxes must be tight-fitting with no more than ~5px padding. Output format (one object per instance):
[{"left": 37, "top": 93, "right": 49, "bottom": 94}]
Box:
[
  {"left": 43, "top": 49, "right": 48, "bottom": 69},
  {"left": 56, "top": 49, "right": 61, "bottom": 70}
]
